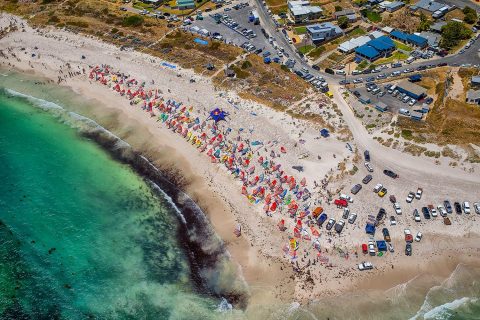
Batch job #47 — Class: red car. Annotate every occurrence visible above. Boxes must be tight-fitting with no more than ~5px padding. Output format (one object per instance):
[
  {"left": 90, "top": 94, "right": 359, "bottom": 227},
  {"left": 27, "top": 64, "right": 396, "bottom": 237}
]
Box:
[
  {"left": 362, "top": 243, "right": 368, "bottom": 254},
  {"left": 334, "top": 199, "right": 348, "bottom": 207}
]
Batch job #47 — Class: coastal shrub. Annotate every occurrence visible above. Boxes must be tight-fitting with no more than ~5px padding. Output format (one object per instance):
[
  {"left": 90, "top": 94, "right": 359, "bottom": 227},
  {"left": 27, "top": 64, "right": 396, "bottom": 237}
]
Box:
[
  {"left": 48, "top": 15, "right": 60, "bottom": 24},
  {"left": 401, "top": 129, "right": 413, "bottom": 140},
  {"left": 123, "top": 15, "right": 144, "bottom": 27},
  {"left": 209, "top": 42, "right": 220, "bottom": 50},
  {"left": 241, "top": 60, "right": 252, "bottom": 69},
  {"left": 66, "top": 20, "right": 89, "bottom": 28},
  {"left": 111, "top": 28, "right": 119, "bottom": 34},
  {"left": 280, "top": 64, "right": 289, "bottom": 72}
]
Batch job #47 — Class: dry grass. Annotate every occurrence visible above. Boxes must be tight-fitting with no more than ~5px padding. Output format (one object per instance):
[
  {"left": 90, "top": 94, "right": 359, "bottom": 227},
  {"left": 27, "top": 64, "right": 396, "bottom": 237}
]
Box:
[{"left": 381, "top": 8, "right": 420, "bottom": 33}]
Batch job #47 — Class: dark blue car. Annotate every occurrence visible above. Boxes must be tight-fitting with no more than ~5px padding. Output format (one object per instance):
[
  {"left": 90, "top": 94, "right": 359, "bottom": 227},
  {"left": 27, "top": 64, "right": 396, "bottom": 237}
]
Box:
[{"left": 317, "top": 213, "right": 328, "bottom": 226}]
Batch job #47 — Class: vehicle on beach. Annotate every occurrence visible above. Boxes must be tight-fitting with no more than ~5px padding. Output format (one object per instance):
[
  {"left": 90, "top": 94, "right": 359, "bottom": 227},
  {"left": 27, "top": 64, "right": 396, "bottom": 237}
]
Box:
[
  {"left": 364, "top": 150, "right": 370, "bottom": 162},
  {"left": 390, "top": 216, "right": 397, "bottom": 225},
  {"left": 362, "top": 174, "right": 373, "bottom": 184},
  {"left": 388, "top": 243, "right": 394, "bottom": 253},
  {"left": 463, "top": 202, "right": 471, "bottom": 214},
  {"left": 340, "top": 193, "right": 354, "bottom": 203},
  {"left": 383, "top": 170, "right": 398, "bottom": 179},
  {"left": 362, "top": 243, "right": 368, "bottom": 254},
  {"left": 414, "top": 209, "right": 421, "bottom": 222},
  {"left": 342, "top": 208, "right": 350, "bottom": 219},
  {"left": 334, "top": 199, "right": 348, "bottom": 208},
  {"left": 389, "top": 195, "right": 396, "bottom": 203},
  {"left": 415, "top": 232, "right": 423, "bottom": 242},
  {"left": 317, "top": 213, "right": 328, "bottom": 226},
  {"left": 405, "top": 243, "right": 412, "bottom": 256},
  {"left": 406, "top": 192, "right": 415, "bottom": 203},
  {"left": 404, "top": 229, "right": 413, "bottom": 242},
  {"left": 454, "top": 202, "right": 462, "bottom": 214},
  {"left": 444, "top": 200, "right": 453, "bottom": 214},
  {"left": 428, "top": 205, "right": 437, "bottom": 217},
  {"left": 421, "top": 207, "right": 431, "bottom": 219},
  {"left": 474, "top": 202, "right": 480, "bottom": 214},
  {"left": 376, "top": 208, "right": 386, "bottom": 225},
  {"left": 378, "top": 187, "right": 387, "bottom": 197},
  {"left": 358, "top": 262, "right": 374, "bottom": 271},
  {"left": 368, "top": 241, "right": 376, "bottom": 256},
  {"left": 382, "top": 228, "right": 391, "bottom": 242},
  {"left": 393, "top": 202, "right": 402, "bottom": 215},
  {"left": 348, "top": 212, "right": 357, "bottom": 224},
  {"left": 335, "top": 220, "right": 345, "bottom": 233},
  {"left": 365, "top": 162, "right": 374, "bottom": 172},
  {"left": 437, "top": 205, "right": 447, "bottom": 217},
  {"left": 374, "top": 184, "right": 383, "bottom": 193},
  {"left": 326, "top": 218, "right": 336, "bottom": 230},
  {"left": 415, "top": 188, "right": 423, "bottom": 200},
  {"left": 313, "top": 207, "right": 324, "bottom": 218},
  {"left": 351, "top": 184, "right": 362, "bottom": 195}
]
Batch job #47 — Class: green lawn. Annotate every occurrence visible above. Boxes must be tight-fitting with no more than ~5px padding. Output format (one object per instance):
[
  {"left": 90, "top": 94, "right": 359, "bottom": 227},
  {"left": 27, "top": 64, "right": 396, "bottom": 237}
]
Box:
[
  {"left": 294, "top": 26, "right": 307, "bottom": 35},
  {"left": 356, "top": 60, "right": 369, "bottom": 70},
  {"left": 362, "top": 10, "right": 382, "bottom": 23},
  {"left": 373, "top": 51, "right": 409, "bottom": 65},
  {"left": 394, "top": 40, "right": 413, "bottom": 52},
  {"left": 307, "top": 45, "right": 326, "bottom": 59},
  {"left": 349, "top": 27, "right": 367, "bottom": 37},
  {"left": 298, "top": 45, "right": 315, "bottom": 54}
]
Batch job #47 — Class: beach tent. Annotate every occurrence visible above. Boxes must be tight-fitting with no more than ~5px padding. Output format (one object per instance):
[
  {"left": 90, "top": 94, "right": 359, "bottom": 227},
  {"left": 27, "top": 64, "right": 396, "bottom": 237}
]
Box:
[
  {"left": 320, "top": 128, "right": 330, "bottom": 138},
  {"left": 376, "top": 240, "right": 387, "bottom": 252},
  {"left": 208, "top": 108, "right": 229, "bottom": 123}
]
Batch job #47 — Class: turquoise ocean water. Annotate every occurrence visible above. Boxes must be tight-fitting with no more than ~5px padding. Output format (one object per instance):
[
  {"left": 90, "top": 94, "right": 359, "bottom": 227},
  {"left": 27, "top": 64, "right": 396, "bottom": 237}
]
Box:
[{"left": 0, "top": 89, "right": 223, "bottom": 319}]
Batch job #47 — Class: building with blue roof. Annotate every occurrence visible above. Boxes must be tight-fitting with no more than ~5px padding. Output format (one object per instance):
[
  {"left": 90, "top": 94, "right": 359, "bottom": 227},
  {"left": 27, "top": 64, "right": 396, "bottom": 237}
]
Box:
[
  {"left": 306, "top": 22, "right": 343, "bottom": 44},
  {"left": 355, "top": 35, "right": 395, "bottom": 62},
  {"left": 407, "top": 33, "right": 428, "bottom": 48},
  {"left": 356, "top": 45, "right": 380, "bottom": 61},
  {"left": 390, "top": 30, "right": 408, "bottom": 42}
]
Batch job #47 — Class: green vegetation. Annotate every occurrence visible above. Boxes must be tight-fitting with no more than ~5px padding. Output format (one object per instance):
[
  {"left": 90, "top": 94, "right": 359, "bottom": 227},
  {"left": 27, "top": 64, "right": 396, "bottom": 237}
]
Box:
[
  {"left": 356, "top": 60, "right": 369, "bottom": 70},
  {"left": 394, "top": 40, "right": 413, "bottom": 52},
  {"left": 294, "top": 26, "right": 307, "bottom": 34},
  {"left": 373, "top": 51, "right": 409, "bottom": 65},
  {"left": 349, "top": 27, "right": 367, "bottom": 37},
  {"left": 123, "top": 15, "right": 144, "bottom": 27},
  {"left": 298, "top": 45, "right": 315, "bottom": 54},
  {"left": 361, "top": 9, "right": 382, "bottom": 23},
  {"left": 463, "top": 6, "right": 478, "bottom": 24},
  {"left": 335, "top": 5, "right": 343, "bottom": 12},
  {"left": 417, "top": 12, "right": 432, "bottom": 31},
  {"left": 440, "top": 21, "right": 472, "bottom": 49},
  {"left": 307, "top": 45, "right": 326, "bottom": 59},
  {"left": 338, "top": 16, "right": 349, "bottom": 29}
]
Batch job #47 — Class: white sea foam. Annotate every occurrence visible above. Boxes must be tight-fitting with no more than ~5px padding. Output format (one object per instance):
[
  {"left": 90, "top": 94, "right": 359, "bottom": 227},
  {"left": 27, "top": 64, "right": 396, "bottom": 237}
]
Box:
[{"left": 423, "top": 297, "right": 477, "bottom": 320}]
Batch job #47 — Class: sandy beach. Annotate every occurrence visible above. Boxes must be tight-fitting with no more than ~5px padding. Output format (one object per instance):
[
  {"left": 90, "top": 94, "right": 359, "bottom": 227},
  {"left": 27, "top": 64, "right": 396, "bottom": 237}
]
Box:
[{"left": 1, "top": 12, "right": 480, "bottom": 317}]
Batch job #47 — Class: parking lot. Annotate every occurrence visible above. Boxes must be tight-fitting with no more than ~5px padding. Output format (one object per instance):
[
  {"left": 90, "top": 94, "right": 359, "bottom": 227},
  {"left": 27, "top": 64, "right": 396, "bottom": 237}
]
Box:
[{"left": 190, "top": 3, "right": 282, "bottom": 62}]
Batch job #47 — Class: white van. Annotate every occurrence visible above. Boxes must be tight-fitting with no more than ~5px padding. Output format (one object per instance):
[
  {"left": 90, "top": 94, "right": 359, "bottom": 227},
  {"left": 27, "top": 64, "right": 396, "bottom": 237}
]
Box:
[
  {"left": 399, "top": 108, "right": 410, "bottom": 116},
  {"left": 406, "top": 56, "right": 415, "bottom": 64}
]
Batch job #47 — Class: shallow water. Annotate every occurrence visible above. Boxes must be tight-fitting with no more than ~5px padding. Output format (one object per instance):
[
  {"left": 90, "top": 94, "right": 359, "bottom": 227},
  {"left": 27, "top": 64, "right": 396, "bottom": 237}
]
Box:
[{"left": 0, "top": 89, "right": 222, "bottom": 319}]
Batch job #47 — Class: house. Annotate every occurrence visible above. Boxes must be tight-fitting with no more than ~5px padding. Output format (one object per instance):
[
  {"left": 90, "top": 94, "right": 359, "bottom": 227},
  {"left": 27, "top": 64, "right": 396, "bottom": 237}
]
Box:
[
  {"left": 358, "top": 95, "right": 371, "bottom": 104},
  {"left": 411, "top": 111, "right": 424, "bottom": 120},
  {"left": 177, "top": 0, "right": 195, "bottom": 9},
  {"left": 306, "top": 22, "right": 343, "bottom": 44},
  {"left": 355, "top": 36, "right": 395, "bottom": 61},
  {"left": 419, "top": 31, "right": 440, "bottom": 47},
  {"left": 411, "top": 0, "right": 450, "bottom": 18},
  {"left": 391, "top": 30, "right": 428, "bottom": 48},
  {"left": 225, "top": 68, "right": 235, "bottom": 77},
  {"left": 338, "top": 30, "right": 383, "bottom": 53},
  {"left": 380, "top": 1, "right": 404, "bottom": 12},
  {"left": 397, "top": 80, "right": 427, "bottom": 100},
  {"left": 333, "top": 9, "right": 358, "bottom": 22},
  {"left": 471, "top": 76, "right": 480, "bottom": 86},
  {"left": 430, "top": 21, "right": 446, "bottom": 33},
  {"left": 466, "top": 90, "right": 480, "bottom": 105},
  {"left": 382, "top": 26, "right": 394, "bottom": 34},
  {"left": 288, "top": 0, "right": 323, "bottom": 23},
  {"left": 375, "top": 101, "right": 389, "bottom": 112}
]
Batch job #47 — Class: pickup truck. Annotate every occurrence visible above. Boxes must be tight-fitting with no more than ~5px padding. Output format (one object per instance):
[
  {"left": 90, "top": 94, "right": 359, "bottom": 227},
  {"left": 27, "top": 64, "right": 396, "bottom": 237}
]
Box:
[
  {"left": 404, "top": 228, "right": 413, "bottom": 242},
  {"left": 382, "top": 228, "right": 391, "bottom": 242}
]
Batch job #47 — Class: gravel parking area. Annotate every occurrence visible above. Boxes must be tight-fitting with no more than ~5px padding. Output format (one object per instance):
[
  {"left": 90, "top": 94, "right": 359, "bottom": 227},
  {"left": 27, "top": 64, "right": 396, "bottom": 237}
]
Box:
[{"left": 350, "top": 85, "right": 411, "bottom": 114}]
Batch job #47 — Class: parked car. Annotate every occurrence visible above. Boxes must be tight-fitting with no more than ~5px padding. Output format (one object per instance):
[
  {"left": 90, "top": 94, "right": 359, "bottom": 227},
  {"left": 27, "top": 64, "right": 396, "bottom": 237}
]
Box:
[
  {"left": 364, "top": 150, "right": 370, "bottom": 162},
  {"left": 390, "top": 216, "right": 397, "bottom": 225},
  {"left": 382, "top": 228, "right": 391, "bottom": 242},
  {"left": 340, "top": 194, "right": 354, "bottom": 203},
  {"left": 421, "top": 207, "right": 431, "bottom": 219},
  {"left": 342, "top": 208, "right": 350, "bottom": 219},
  {"left": 463, "top": 202, "right": 471, "bottom": 214},
  {"left": 404, "top": 228, "right": 413, "bottom": 242},
  {"left": 358, "top": 262, "right": 374, "bottom": 271},
  {"left": 362, "top": 174, "right": 373, "bottom": 184},
  {"left": 454, "top": 202, "right": 462, "bottom": 214},
  {"left": 376, "top": 208, "right": 386, "bottom": 224},
  {"left": 374, "top": 183, "right": 383, "bottom": 193},
  {"left": 389, "top": 195, "right": 397, "bottom": 203},
  {"left": 317, "top": 213, "right": 328, "bottom": 226},
  {"left": 405, "top": 243, "right": 412, "bottom": 256},
  {"left": 437, "top": 205, "right": 447, "bottom": 217},
  {"left": 378, "top": 187, "right": 387, "bottom": 197},
  {"left": 406, "top": 192, "right": 415, "bottom": 203},
  {"left": 351, "top": 184, "right": 362, "bottom": 195},
  {"left": 393, "top": 202, "right": 402, "bottom": 215},
  {"left": 368, "top": 240, "right": 376, "bottom": 256},
  {"left": 415, "top": 232, "right": 423, "bottom": 242},
  {"left": 365, "top": 162, "right": 374, "bottom": 172},
  {"left": 362, "top": 243, "right": 368, "bottom": 254},
  {"left": 335, "top": 219, "right": 345, "bottom": 233},
  {"left": 348, "top": 212, "right": 357, "bottom": 224},
  {"left": 415, "top": 187, "right": 423, "bottom": 199},
  {"left": 428, "top": 205, "right": 438, "bottom": 217},
  {"left": 388, "top": 242, "right": 394, "bottom": 253},
  {"left": 414, "top": 209, "right": 421, "bottom": 222},
  {"left": 383, "top": 169, "right": 398, "bottom": 179},
  {"left": 326, "top": 218, "right": 335, "bottom": 230},
  {"left": 444, "top": 200, "right": 453, "bottom": 214},
  {"left": 474, "top": 202, "right": 480, "bottom": 214}
]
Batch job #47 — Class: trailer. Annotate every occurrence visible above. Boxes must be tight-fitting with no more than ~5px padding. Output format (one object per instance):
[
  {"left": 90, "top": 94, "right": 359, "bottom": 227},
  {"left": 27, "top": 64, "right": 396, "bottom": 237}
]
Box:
[{"left": 249, "top": 10, "right": 260, "bottom": 24}]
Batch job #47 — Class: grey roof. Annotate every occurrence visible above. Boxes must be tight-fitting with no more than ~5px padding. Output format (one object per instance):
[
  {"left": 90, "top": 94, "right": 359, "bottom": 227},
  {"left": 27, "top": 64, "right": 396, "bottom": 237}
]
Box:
[
  {"left": 467, "top": 89, "right": 480, "bottom": 100},
  {"left": 383, "top": 1, "right": 404, "bottom": 10},
  {"left": 334, "top": 9, "right": 355, "bottom": 18},
  {"left": 471, "top": 76, "right": 480, "bottom": 84},
  {"left": 411, "top": 111, "right": 424, "bottom": 119},
  {"left": 412, "top": 0, "right": 447, "bottom": 13},
  {"left": 419, "top": 31, "right": 440, "bottom": 46},
  {"left": 430, "top": 21, "right": 446, "bottom": 32},
  {"left": 398, "top": 80, "right": 428, "bottom": 96},
  {"left": 375, "top": 101, "right": 388, "bottom": 108}
]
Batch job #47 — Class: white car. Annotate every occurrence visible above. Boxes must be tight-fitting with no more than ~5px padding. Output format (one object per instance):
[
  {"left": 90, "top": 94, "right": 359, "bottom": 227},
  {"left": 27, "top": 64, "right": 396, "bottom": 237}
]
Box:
[
  {"left": 390, "top": 216, "right": 397, "bottom": 225},
  {"left": 393, "top": 202, "right": 402, "bottom": 215},
  {"left": 358, "top": 262, "right": 374, "bottom": 271},
  {"left": 474, "top": 202, "right": 480, "bottom": 214},
  {"left": 463, "top": 202, "right": 471, "bottom": 214},
  {"left": 415, "top": 188, "right": 423, "bottom": 200},
  {"left": 365, "top": 162, "right": 374, "bottom": 172},
  {"left": 388, "top": 243, "right": 394, "bottom": 253},
  {"left": 414, "top": 209, "right": 421, "bottom": 222},
  {"left": 340, "top": 194, "right": 354, "bottom": 203},
  {"left": 374, "top": 183, "right": 383, "bottom": 193},
  {"left": 348, "top": 212, "right": 357, "bottom": 224},
  {"left": 437, "top": 205, "right": 447, "bottom": 217},
  {"left": 415, "top": 232, "right": 423, "bottom": 242},
  {"left": 430, "top": 207, "right": 438, "bottom": 217},
  {"left": 406, "top": 192, "right": 415, "bottom": 203},
  {"left": 368, "top": 241, "right": 376, "bottom": 256}
]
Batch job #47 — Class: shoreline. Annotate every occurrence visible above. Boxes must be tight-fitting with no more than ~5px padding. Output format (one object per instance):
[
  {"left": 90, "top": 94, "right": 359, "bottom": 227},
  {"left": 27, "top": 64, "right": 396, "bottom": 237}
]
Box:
[{"left": 1, "top": 12, "right": 480, "bottom": 318}]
